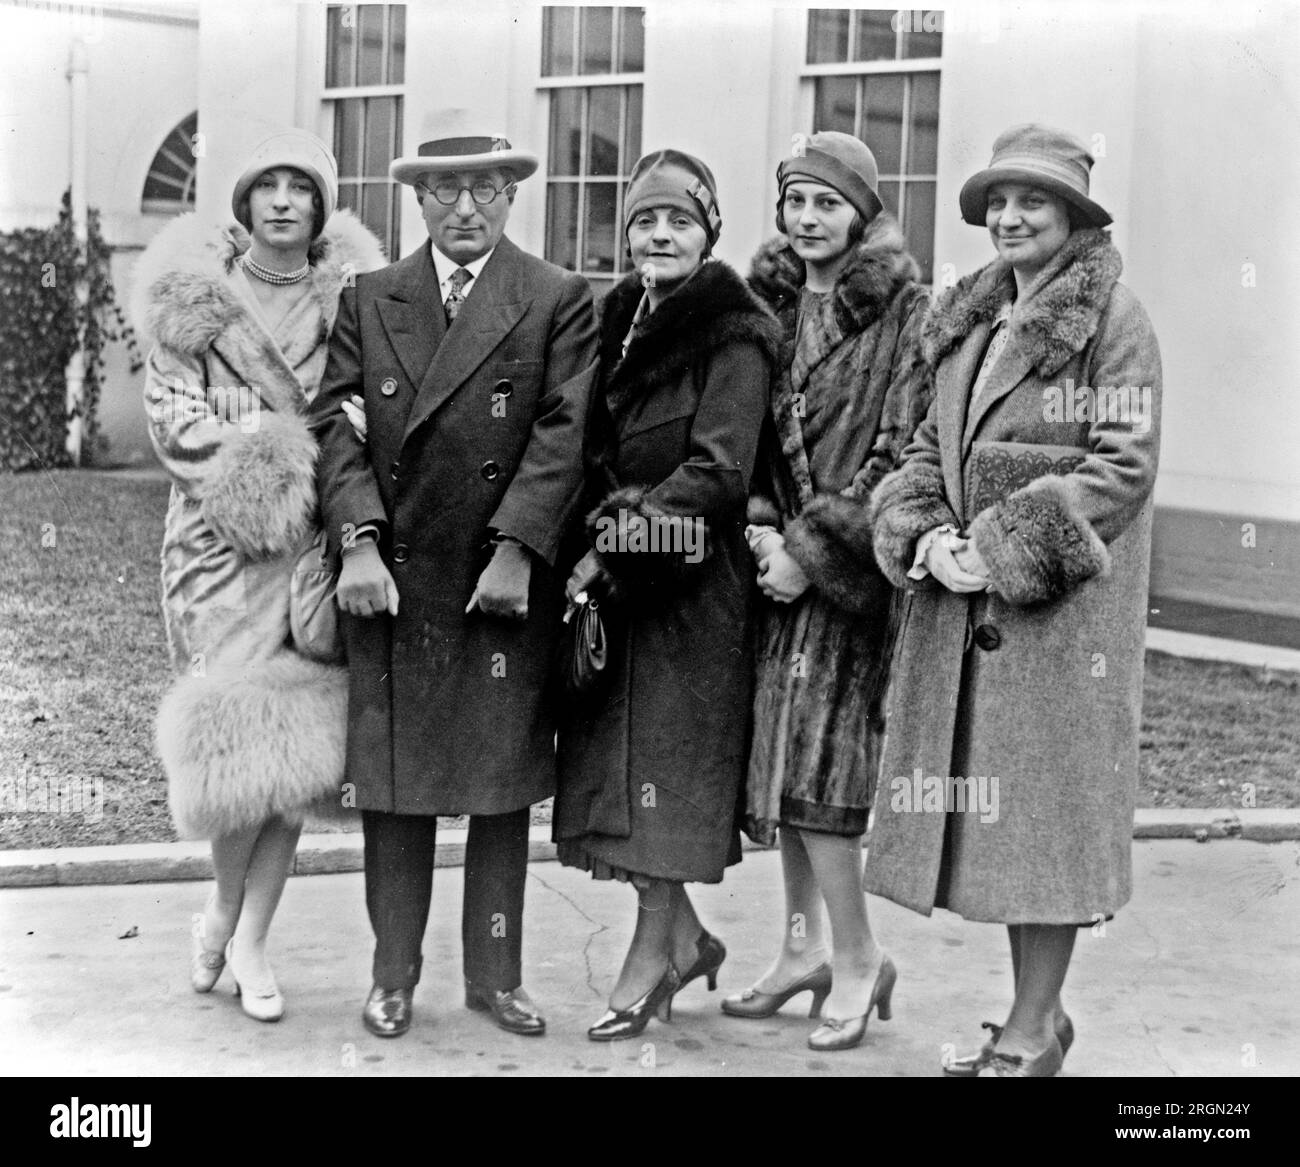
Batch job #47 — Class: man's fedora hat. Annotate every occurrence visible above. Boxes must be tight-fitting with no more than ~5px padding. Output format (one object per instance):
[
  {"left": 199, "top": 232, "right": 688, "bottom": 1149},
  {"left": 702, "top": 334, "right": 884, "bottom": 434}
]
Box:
[
  {"left": 390, "top": 135, "right": 539, "bottom": 186},
  {"left": 959, "top": 123, "right": 1111, "bottom": 228}
]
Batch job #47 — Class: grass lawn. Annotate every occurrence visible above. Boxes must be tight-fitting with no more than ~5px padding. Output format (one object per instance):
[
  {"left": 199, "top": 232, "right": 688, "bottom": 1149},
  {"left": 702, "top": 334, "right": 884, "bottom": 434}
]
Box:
[{"left": 1, "top": 469, "right": 1297, "bottom": 850}]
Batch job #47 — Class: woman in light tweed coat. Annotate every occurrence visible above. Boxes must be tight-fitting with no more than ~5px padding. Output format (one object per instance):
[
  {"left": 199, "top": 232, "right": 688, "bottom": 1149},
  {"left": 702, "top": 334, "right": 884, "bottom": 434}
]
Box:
[
  {"left": 867, "top": 125, "right": 1162, "bottom": 1076},
  {"left": 132, "top": 130, "right": 384, "bottom": 1021}
]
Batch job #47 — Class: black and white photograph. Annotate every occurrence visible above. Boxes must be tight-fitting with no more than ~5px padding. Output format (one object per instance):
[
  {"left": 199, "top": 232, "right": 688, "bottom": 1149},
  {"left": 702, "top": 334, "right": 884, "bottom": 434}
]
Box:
[{"left": 0, "top": 0, "right": 1296, "bottom": 1118}]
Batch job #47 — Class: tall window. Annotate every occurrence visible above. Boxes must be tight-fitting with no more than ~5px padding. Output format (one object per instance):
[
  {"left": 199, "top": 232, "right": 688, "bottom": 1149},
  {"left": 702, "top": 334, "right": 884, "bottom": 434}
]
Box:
[
  {"left": 541, "top": 6, "right": 644, "bottom": 298},
  {"left": 325, "top": 4, "right": 405, "bottom": 259},
  {"left": 805, "top": 9, "right": 940, "bottom": 283}
]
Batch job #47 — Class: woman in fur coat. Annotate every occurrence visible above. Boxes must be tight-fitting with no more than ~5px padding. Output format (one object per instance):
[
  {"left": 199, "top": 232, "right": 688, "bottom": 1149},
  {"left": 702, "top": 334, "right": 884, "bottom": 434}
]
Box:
[
  {"left": 554, "top": 150, "right": 779, "bottom": 1040},
  {"left": 867, "top": 125, "right": 1162, "bottom": 1076},
  {"left": 132, "top": 130, "right": 385, "bottom": 1021},
  {"left": 721, "top": 132, "right": 932, "bottom": 1053}
]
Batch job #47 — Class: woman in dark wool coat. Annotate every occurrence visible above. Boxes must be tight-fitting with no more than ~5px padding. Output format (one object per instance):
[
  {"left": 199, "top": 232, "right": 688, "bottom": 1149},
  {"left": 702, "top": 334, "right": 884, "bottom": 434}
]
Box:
[
  {"left": 554, "top": 149, "right": 780, "bottom": 1041},
  {"left": 721, "top": 132, "right": 932, "bottom": 1053},
  {"left": 867, "top": 125, "right": 1162, "bottom": 1076}
]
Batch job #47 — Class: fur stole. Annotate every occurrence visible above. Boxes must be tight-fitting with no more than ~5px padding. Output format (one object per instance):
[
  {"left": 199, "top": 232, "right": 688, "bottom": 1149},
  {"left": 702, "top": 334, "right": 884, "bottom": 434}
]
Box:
[
  {"left": 748, "top": 212, "right": 921, "bottom": 334},
  {"left": 922, "top": 228, "right": 1122, "bottom": 378},
  {"left": 598, "top": 257, "right": 781, "bottom": 404},
  {"left": 130, "top": 209, "right": 387, "bottom": 355}
]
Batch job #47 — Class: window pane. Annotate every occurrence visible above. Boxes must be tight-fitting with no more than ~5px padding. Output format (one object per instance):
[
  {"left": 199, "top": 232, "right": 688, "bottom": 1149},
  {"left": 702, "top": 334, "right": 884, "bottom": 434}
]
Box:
[
  {"left": 806, "top": 8, "right": 849, "bottom": 64},
  {"left": 365, "top": 97, "right": 397, "bottom": 178},
  {"left": 548, "top": 87, "right": 583, "bottom": 176},
  {"left": 907, "top": 73, "right": 940, "bottom": 174},
  {"left": 361, "top": 182, "right": 389, "bottom": 246},
  {"left": 623, "top": 86, "right": 642, "bottom": 172},
  {"left": 588, "top": 86, "right": 620, "bottom": 176},
  {"left": 579, "top": 6, "right": 614, "bottom": 74},
  {"left": 903, "top": 180, "right": 935, "bottom": 283},
  {"left": 334, "top": 99, "right": 362, "bottom": 178},
  {"left": 542, "top": 5, "right": 575, "bottom": 76},
  {"left": 861, "top": 74, "right": 904, "bottom": 175},
  {"left": 813, "top": 76, "right": 857, "bottom": 136},
  {"left": 389, "top": 182, "right": 401, "bottom": 259},
  {"left": 617, "top": 6, "right": 644, "bottom": 72},
  {"left": 326, "top": 6, "right": 355, "bottom": 88},
  {"left": 546, "top": 183, "right": 580, "bottom": 270},
  {"left": 387, "top": 4, "right": 405, "bottom": 84},
  {"left": 903, "top": 15, "right": 943, "bottom": 59},
  {"left": 583, "top": 182, "right": 617, "bottom": 273},
  {"left": 338, "top": 180, "right": 360, "bottom": 213},
  {"left": 358, "top": 4, "right": 385, "bottom": 86},
  {"left": 853, "top": 10, "right": 897, "bottom": 61},
  {"left": 877, "top": 179, "right": 899, "bottom": 218}
]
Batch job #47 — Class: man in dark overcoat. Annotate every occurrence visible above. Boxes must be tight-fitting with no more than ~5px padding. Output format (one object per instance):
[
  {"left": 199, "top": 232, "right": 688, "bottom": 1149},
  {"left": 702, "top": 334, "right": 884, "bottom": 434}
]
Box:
[{"left": 311, "top": 130, "right": 597, "bottom": 1038}]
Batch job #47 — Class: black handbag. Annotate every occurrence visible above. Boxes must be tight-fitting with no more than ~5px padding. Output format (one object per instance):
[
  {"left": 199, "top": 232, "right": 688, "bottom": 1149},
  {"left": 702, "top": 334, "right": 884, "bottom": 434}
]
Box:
[{"left": 555, "top": 589, "right": 616, "bottom": 708}]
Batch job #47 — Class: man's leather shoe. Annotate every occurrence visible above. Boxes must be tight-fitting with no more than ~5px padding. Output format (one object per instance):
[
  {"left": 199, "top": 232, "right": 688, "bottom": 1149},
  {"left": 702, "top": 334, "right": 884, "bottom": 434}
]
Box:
[
  {"left": 464, "top": 980, "right": 546, "bottom": 1036},
  {"left": 362, "top": 985, "right": 413, "bottom": 1038}
]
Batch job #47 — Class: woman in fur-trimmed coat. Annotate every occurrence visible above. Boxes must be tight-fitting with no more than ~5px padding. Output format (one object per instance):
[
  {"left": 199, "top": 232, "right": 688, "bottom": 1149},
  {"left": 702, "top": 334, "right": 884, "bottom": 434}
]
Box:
[
  {"left": 132, "top": 131, "right": 385, "bottom": 1019},
  {"left": 866, "top": 125, "right": 1162, "bottom": 1076},
  {"left": 720, "top": 132, "right": 932, "bottom": 1053},
  {"left": 553, "top": 150, "right": 779, "bottom": 1040}
]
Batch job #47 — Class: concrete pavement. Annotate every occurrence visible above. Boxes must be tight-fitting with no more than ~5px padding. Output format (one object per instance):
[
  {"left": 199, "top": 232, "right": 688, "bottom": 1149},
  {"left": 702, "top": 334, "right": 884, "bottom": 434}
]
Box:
[{"left": 1, "top": 840, "right": 1297, "bottom": 1077}]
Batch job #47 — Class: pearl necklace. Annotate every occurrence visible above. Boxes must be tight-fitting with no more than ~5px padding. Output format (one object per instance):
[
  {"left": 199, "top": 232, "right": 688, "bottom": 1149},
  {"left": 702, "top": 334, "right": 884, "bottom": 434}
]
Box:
[{"left": 243, "top": 254, "right": 311, "bottom": 285}]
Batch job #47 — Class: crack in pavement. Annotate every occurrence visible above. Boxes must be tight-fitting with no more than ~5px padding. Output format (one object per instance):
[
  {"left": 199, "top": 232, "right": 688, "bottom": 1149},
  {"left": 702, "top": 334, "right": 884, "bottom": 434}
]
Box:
[{"left": 528, "top": 868, "right": 609, "bottom": 1000}]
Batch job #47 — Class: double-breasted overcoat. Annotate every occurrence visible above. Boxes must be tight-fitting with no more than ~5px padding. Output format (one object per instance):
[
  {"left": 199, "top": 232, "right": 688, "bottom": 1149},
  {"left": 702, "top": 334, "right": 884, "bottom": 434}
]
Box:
[
  {"left": 553, "top": 260, "right": 780, "bottom": 883},
  {"left": 310, "top": 235, "right": 598, "bottom": 815},
  {"left": 866, "top": 228, "right": 1162, "bottom": 923}
]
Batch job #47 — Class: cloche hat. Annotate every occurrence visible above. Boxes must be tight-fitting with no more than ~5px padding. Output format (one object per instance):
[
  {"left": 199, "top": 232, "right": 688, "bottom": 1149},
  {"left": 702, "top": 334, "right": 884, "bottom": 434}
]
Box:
[
  {"left": 778, "top": 130, "right": 883, "bottom": 222},
  {"left": 231, "top": 129, "right": 338, "bottom": 238},
  {"left": 623, "top": 148, "right": 722, "bottom": 245},
  {"left": 959, "top": 123, "right": 1111, "bottom": 228}
]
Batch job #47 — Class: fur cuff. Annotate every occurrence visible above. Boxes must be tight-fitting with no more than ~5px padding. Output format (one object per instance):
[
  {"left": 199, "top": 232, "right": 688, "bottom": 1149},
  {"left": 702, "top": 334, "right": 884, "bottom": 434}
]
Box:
[
  {"left": 200, "top": 411, "right": 318, "bottom": 560},
  {"left": 747, "top": 494, "right": 781, "bottom": 528},
  {"left": 869, "top": 462, "right": 958, "bottom": 589},
  {"left": 968, "top": 476, "right": 1110, "bottom": 606},
  {"left": 586, "top": 485, "right": 711, "bottom": 587},
  {"left": 157, "top": 654, "right": 349, "bottom": 839},
  {"left": 784, "top": 494, "right": 891, "bottom": 616}
]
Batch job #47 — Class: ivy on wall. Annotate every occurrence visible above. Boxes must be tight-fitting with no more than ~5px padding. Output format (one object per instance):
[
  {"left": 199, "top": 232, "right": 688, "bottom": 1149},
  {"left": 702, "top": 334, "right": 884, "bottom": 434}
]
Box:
[{"left": 0, "top": 190, "right": 141, "bottom": 471}]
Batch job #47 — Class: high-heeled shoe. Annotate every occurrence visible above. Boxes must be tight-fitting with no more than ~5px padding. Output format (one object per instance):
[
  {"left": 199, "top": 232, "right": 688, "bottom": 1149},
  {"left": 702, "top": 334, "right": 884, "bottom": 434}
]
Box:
[
  {"left": 226, "top": 938, "right": 284, "bottom": 1023},
  {"left": 190, "top": 933, "right": 227, "bottom": 993},
  {"left": 676, "top": 931, "right": 726, "bottom": 993},
  {"left": 976, "top": 1034, "right": 1064, "bottom": 1077},
  {"left": 942, "top": 1013, "right": 1075, "bottom": 1077},
  {"left": 587, "top": 965, "right": 681, "bottom": 1042},
  {"left": 720, "top": 962, "right": 833, "bottom": 1019},
  {"left": 806, "top": 954, "right": 896, "bottom": 1052}
]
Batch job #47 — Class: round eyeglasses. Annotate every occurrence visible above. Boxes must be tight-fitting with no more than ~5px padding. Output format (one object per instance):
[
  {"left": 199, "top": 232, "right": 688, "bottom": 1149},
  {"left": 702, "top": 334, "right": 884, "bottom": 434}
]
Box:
[{"left": 417, "top": 179, "right": 513, "bottom": 206}]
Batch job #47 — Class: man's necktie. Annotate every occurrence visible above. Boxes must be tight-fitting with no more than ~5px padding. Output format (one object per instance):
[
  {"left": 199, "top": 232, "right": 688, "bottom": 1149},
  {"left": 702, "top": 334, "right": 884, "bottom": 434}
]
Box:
[{"left": 444, "top": 267, "right": 471, "bottom": 325}]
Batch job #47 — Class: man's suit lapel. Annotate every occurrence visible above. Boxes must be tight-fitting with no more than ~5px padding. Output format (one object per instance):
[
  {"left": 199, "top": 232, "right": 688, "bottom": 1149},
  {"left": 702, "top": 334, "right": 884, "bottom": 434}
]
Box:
[
  {"left": 377, "top": 246, "right": 444, "bottom": 396},
  {"left": 402, "top": 236, "right": 531, "bottom": 446}
]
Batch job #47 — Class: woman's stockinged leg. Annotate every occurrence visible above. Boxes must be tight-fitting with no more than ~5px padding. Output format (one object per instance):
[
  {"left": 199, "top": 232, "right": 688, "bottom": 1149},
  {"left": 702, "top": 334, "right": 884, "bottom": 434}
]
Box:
[
  {"left": 997, "top": 923, "right": 1076, "bottom": 1057},
  {"left": 667, "top": 883, "right": 706, "bottom": 973},
  {"left": 228, "top": 815, "right": 303, "bottom": 981},
  {"left": 751, "top": 826, "right": 830, "bottom": 992},
  {"left": 801, "top": 828, "right": 885, "bottom": 1020},
  {"left": 609, "top": 879, "right": 677, "bottom": 1010},
  {"left": 203, "top": 822, "right": 262, "bottom": 952}
]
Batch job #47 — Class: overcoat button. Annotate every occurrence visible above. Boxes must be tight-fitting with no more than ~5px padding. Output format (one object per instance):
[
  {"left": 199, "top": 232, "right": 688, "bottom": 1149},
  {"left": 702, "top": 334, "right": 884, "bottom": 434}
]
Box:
[
  {"left": 380, "top": 377, "right": 398, "bottom": 397},
  {"left": 480, "top": 460, "right": 500, "bottom": 481},
  {"left": 492, "top": 379, "right": 513, "bottom": 399},
  {"left": 973, "top": 623, "right": 1002, "bottom": 651},
  {"left": 390, "top": 460, "right": 400, "bottom": 483},
  {"left": 393, "top": 544, "right": 410, "bottom": 564}
]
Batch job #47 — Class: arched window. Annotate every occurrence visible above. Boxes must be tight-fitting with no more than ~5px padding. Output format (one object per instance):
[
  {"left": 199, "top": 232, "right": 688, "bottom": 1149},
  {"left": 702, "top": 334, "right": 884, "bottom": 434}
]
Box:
[{"left": 141, "top": 113, "right": 198, "bottom": 214}]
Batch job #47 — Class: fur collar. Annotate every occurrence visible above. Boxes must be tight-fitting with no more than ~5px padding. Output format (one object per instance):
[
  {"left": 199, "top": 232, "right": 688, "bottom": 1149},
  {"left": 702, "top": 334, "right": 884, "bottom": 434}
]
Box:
[
  {"left": 130, "top": 209, "right": 387, "bottom": 353},
  {"left": 748, "top": 212, "right": 920, "bottom": 334},
  {"left": 922, "top": 228, "right": 1122, "bottom": 377},
  {"left": 600, "top": 258, "right": 781, "bottom": 395}
]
